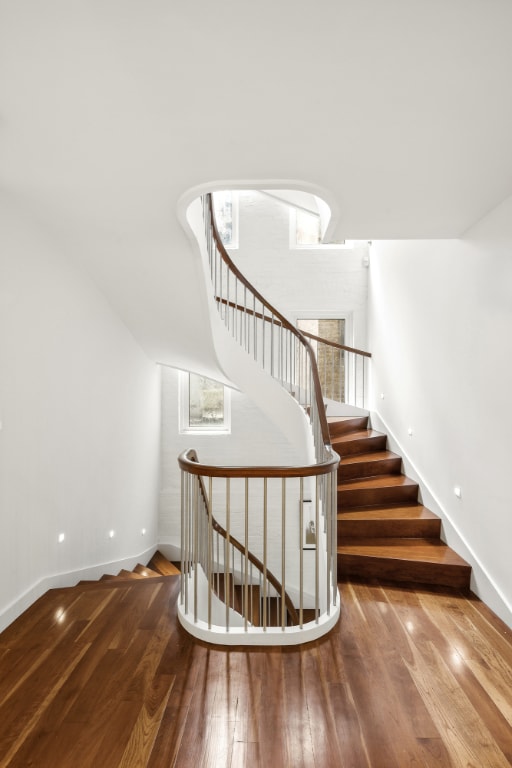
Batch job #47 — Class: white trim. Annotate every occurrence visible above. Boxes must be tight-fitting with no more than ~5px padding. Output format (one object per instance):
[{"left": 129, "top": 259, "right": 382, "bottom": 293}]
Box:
[{"left": 371, "top": 409, "right": 512, "bottom": 629}]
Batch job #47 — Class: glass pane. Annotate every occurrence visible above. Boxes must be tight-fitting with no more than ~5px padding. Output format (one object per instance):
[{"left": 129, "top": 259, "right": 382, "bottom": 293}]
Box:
[
  {"left": 189, "top": 374, "right": 225, "bottom": 427},
  {"left": 213, "top": 191, "right": 234, "bottom": 247},
  {"left": 297, "top": 319, "right": 345, "bottom": 402},
  {"left": 296, "top": 209, "right": 321, "bottom": 245}
]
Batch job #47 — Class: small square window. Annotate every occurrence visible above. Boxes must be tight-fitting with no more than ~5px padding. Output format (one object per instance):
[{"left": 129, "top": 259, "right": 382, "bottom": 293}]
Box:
[
  {"left": 290, "top": 207, "right": 347, "bottom": 249},
  {"left": 213, "top": 191, "right": 239, "bottom": 249},
  {"left": 296, "top": 209, "right": 322, "bottom": 246},
  {"left": 180, "top": 372, "right": 231, "bottom": 433}
]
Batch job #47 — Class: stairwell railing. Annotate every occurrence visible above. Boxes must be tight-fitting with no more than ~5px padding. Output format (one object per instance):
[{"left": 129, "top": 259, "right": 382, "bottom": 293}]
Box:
[{"left": 178, "top": 193, "right": 341, "bottom": 644}]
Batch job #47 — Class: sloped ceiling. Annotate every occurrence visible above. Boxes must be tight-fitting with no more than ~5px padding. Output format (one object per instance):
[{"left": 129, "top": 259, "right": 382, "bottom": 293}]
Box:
[{"left": 2, "top": 0, "right": 512, "bottom": 371}]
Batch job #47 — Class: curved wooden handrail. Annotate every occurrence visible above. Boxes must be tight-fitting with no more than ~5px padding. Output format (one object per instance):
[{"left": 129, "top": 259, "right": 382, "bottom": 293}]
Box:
[
  {"left": 179, "top": 448, "right": 338, "bottom": 479},
  {"left": 215, "top": 297, "right": 372, "bottom": 359},
  {"left": 299, "top": 329, "right": 372, "bottom": 359},
  {"left": 185, "top": 449, "right": 299, "bottom": 626},
  {"left": 206, "top": 193, "right": 331, "bottom": 454}
]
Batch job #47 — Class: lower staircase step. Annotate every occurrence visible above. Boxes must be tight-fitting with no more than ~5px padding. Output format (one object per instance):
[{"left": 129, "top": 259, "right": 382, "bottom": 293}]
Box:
[
  {"left": 118, "top": 569, "right": 144, "bottom": 579},
  {"left": 148, "top": 550, "right": 181, "bottom": 576},
  {"left": 338, "top": 538, "right": 471, "bottom": 589},
  {"left": 134, "top": 564, "right": 161, "bottom": 578},
  {"left": 338, "top": 475, "right": 419, "bottom": 506},
  {"left": 339, "top": 450, "right": 402, "bottom": 481},
  {"left": 338, "top": 504, "right": 441, "bottom": 539}
]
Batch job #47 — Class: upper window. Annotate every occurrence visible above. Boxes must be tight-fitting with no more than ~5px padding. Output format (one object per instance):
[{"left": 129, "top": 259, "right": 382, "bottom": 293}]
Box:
[
  {"left": 295, "top": 209, "right": 322, "bottom": 246},
  {"left": 213, "top": 191, "right": 239, "bottom": 249},
  {"left": 180, "top": 372, "right": 231, "bottom": 433},
  {"left": 290, "top": 207, "right": 348, "bottom": 249}
]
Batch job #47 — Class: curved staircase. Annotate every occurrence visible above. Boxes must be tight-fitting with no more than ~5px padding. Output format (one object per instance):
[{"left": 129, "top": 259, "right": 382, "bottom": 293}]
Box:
[{"left": 332, "top": 416, "right": 472, "bottom": 589}]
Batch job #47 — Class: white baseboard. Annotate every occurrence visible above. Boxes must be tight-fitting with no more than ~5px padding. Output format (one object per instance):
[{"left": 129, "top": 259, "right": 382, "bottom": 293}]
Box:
[{"left": 371, "top": 409, "right": 512, "bottom": 629}]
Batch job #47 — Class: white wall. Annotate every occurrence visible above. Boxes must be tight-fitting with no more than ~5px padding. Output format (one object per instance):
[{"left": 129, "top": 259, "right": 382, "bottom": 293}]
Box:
[
  {"left": 230, "top": 191, "right": 369, "bottom": 352},
  {"left": 0, "top": 203, "right": 161, "bottom": 630},
  {"left": 368, "top": 194, "right": 512, "bottom": 627}
]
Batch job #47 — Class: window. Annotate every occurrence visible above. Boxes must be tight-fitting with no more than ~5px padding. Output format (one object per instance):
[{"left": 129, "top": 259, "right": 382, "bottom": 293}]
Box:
[
  {"left": 297, "top": 318, "right": 346, "bottom": 402},
  {"left": 180, "top": 372, "right": 231, "bottom": 433},
  {"left": 212, "top": 191, "right": 239, "bottom": 249},
  {"left": 295, "top": 208, "right": 322, "bottom": 246},
  {"left": 291, "top": 207, "right": 348, "bottom": 249}
]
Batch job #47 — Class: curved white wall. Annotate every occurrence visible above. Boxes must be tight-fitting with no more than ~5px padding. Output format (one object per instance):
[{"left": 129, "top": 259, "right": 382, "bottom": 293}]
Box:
[
  {"left": 0, "top": 203, "right": 161, "bottom": 630},
  {"left": 368, "top": 195, "right": 512, "bottom": 628}
]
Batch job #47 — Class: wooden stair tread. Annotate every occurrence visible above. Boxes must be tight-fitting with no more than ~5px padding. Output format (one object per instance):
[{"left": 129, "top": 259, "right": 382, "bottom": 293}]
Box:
[
  {"left": 148, "top": 550, "right": 180, "bottom": 576},
  {"left": 332, "top": 429, "right": 384, "bottom": 445},
  {"left": 327, "top": 415, "right": 369, "bottom": 436},
  {"left": 338, "top": 504, "right": 439, "bottom": 521},
  {"left": 327, "top": 416, "right": 362, "bottom": 424},
  {"left": 338, "top": 474, "right": 418, "bottom": 491},
  {"left": 339, "top": 450, "right": 400, "bottom": 466},
  {"left": 61, "top": 575, "right": 173, "bottom": 591},
  {"left": 338, "top": 538, "right": 470, "bottom": 567},
  {"left": 118, "top": 569, "right": 144, "bottom": 579},
  {"left": 134, "top": 564, "right": 161, "bottom": 578}
]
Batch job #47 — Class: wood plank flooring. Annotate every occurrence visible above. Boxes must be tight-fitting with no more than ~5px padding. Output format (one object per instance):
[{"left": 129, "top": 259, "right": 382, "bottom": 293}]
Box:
[{"left": 0, "top": 576, "right": 511, "bottom": 767}]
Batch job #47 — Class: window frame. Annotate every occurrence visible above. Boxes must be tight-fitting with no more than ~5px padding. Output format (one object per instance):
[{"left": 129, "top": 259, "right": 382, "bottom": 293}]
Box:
[
  {"left": 212, "top": 190, "right": 239, "bottom": 250},
  {"left": 179, "top": 371, "right": 231, "bottom": 435},
  {"left": 289, "top": 207, "right": 351, "bottom": 250}
]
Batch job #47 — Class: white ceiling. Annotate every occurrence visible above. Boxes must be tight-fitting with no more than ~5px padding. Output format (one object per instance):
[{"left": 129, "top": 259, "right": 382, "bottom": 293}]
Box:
[{"left": 2, "top": 0, "right": 512, "bottom": 371}]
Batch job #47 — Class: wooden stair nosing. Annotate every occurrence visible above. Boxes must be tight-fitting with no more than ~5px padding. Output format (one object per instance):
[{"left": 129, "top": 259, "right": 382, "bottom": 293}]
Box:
[
  {"left": 337, "top": 537, "right": 470, "bottom": 566},
  {"left": 337, "top": 476, "right": 419, "bottom": 507},
  {"left": 338, "top": 503, "right": 441, "bottom": 539},
  {"left": 147, "top": 550, "right": 181, "bottom": 576},
  {"left": 337, "top": 537, "right": 471, "bottom": 589},
  {"left": 338, "top": 450, "right": 402, "bottom": 480},
  {"left": 117, "top": 569, "right": 144, "bottom": 579},
  {"left": 338, "top": 474, "right": 419, "bottom": 491},
  {"left": 338, "top": 554, "right": 471, "bottom": 590},
  {"left": 331, "top": 430, "right": 387, "bottom": 456},
  {"left": 63, "top": 575, "right": 174, "bottom": 592},
  {"left": 338, "top": 502, "right": 439, "bottom": 519},
  {"left": 327, "top": 415, "right": 369, "bottom": 438},
  {"left": 338, "top": 519, "right": 441, "bottom": 540}
]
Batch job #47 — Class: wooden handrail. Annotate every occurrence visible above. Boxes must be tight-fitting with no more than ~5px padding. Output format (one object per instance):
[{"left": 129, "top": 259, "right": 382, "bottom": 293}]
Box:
[
  {"left": 187, "top": 450, "right": 299, "bottom": 626},
  {"left": 179, "top": 448, "right": 338, "bottom": 479},
  {"left": 206, "top": 193, "right": 332, "bottom": 453},
  {"left": 300, "top": 330, "right": 372, "bottom": 359},
  {"left": 215, "top": 296, "right": 372, "bottom": 359}
]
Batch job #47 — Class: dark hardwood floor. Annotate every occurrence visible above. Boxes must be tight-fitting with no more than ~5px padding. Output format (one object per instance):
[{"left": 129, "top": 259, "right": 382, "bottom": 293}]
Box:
[{"left": 0, "top": 575, "right": 511, "bottom": 767}]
